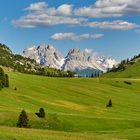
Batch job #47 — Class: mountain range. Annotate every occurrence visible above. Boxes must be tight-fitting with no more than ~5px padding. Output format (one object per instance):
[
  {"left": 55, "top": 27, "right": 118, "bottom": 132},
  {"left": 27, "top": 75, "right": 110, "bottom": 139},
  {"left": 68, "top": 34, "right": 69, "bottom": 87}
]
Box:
[{"left": 23, "top": 44, "right": 118, "bottom": 75}]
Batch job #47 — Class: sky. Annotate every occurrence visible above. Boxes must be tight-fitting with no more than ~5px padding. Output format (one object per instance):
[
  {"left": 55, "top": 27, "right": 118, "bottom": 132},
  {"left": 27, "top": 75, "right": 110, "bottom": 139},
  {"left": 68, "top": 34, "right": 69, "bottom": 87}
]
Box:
[{"left": 0, "top": 0, "right": 140, "bottom": 61}]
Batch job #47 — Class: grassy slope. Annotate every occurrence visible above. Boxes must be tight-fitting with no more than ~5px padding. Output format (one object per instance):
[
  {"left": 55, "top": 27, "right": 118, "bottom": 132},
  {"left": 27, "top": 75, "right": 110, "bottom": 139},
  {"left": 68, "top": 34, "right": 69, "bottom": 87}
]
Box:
[
  {"left": 0, "top": 72, "right": 140, "bottom": 139},
  {"left": 103, "top": 59, "right": 140, "bottom": 78}
]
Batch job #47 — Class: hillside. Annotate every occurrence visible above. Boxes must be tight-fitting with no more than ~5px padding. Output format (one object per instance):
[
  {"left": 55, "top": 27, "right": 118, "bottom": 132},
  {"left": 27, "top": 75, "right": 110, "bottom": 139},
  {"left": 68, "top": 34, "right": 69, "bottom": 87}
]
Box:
[
  {"left": 0, "top": 43, "right": 38, "bottom": 73},
  {"left": 0, "top": 44, "right": 74, "bottom": 77},
  {"left": 0, "top": 71, "right": 140, "bottom": 139},
  {"left": 103, "top": 54, "right": 140, "bottom": 78}
]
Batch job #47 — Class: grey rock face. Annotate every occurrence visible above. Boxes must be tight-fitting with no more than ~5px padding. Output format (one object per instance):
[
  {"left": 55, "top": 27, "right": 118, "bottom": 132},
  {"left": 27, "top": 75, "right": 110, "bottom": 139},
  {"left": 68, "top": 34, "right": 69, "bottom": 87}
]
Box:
[
  {"left": 23, "top": 45, "right": 118, "bottom": 72},
  {"left": 23, "top": 44, "right": 64, "bottom": 69}
]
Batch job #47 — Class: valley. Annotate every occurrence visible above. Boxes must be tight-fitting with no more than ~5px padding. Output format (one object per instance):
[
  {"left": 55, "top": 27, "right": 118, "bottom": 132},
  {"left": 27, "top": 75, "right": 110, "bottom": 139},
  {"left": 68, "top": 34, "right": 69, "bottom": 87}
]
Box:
[
  {"left": 0, "top": 71, "right": 140, "bottom": 139},
  {"left": 1, "top": 0, "right": 140, "bottom": 139}
]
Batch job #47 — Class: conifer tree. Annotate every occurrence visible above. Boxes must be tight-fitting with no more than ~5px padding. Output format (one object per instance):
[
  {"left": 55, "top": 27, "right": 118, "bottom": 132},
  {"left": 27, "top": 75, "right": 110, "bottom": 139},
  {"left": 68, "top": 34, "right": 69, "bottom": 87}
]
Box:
[
  {"left": 17, "top": 109, "right": 30, "bottom": 128},
  {"left": 106, "top": 99, "right": 112, "bottom": 107},
  {"left": 91, "top": 73, "right": 94, "bottom": 78}
]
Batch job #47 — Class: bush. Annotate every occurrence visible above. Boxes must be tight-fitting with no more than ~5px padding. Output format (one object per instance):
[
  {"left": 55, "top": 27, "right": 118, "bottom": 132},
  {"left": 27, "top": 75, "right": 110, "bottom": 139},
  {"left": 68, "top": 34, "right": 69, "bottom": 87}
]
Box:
[
  {"left": 35, "top": 108, "right": 45, "bottom": 118},
  {"left": 17, "top": 109, "right": 30, "bottom": 128},
  {"left": 14, "top": 87, "right": 17, "bottom": 91},
  {"left": 124, "top": 81, "right": 132, "bottom": 85}
]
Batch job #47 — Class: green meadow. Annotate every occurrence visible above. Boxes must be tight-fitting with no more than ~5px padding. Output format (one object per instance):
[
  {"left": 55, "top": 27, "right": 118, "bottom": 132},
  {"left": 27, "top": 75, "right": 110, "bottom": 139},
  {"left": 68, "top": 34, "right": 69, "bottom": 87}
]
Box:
[
  {"left": 0, "top": 71, "right": 140, "bottom": 139},
  {"left": 102, "top": 58, "right": 140, "bottom": 78}
]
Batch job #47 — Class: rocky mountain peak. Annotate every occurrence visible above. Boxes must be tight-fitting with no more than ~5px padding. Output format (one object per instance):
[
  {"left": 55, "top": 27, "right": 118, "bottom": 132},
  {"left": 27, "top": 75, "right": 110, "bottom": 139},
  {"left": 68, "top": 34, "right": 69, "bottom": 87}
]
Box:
[
  {"left": 67, "top": 48, "right": 86, "bottom": 61},
  {"left": 23, "top": 44, "right": 118, "bottom": 72}
]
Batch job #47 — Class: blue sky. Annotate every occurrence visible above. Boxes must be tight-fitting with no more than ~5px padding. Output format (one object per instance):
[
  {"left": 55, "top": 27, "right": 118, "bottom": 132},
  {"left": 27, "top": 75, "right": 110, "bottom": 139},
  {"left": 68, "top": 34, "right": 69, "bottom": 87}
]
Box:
[{"left": 0, "top": 0, "right": 140, "bottom": 61}]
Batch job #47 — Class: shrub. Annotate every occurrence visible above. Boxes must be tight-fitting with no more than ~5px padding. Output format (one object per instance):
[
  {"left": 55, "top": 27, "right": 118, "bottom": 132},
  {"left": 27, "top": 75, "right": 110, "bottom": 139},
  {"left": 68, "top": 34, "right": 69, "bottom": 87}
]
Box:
[
  {"left": 17, "top": 109, "right": 30, "bottom": 128},
  {"left": 35, "top": 108, "right": 45, "bottom": 118},
  {"left": 124, "top": 81, "right": 132, "bottom": 85}
]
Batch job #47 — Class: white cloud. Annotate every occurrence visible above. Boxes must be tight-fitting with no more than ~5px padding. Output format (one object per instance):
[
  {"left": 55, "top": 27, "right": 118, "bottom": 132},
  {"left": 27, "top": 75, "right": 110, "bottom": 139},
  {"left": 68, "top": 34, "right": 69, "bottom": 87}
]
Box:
[
  {"left": 50, "top": 33, "right": 103, "bottom": 41},
  {"left": 25, "top": 2, "right": 47, "bottom": 11},
  {"left": 74, "top": 0, "right": 140, "bottom": 18},
  {"left": 12, "top": 1, "right": 140, "bottom": 31},
  {"left": 12, "top": 14, "right": 86, "bottom": 28},
  {"left": 12, "top": 2, "right": 86, "bottom": 28},
  {"left": 84, "top": 20, "right": 139, "bottom": 30},
  {"left": 57, "top": 4, "right": 73, "bottom": 16}
]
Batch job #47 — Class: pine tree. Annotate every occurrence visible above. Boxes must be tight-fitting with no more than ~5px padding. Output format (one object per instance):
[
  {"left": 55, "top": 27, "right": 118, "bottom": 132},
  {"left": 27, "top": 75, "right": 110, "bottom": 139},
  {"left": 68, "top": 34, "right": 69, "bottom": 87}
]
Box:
[
  {"left": 91, "top": 73, "right": 94, "bottom": 78},
  {"left": 17, "top": 109, "right": 30, "bottom": 128},
  {"left": 106, "top": 99, "right": 112, "bottom": 107}
]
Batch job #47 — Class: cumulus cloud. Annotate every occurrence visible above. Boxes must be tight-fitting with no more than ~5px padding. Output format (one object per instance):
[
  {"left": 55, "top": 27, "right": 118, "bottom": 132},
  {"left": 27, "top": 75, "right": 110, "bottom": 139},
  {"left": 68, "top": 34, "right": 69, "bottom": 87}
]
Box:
[
  {"left": 12, "top": 1, "right": 140, "bottom": 31},
  {"left": 50, "top": 33, "right": 103, "bottom": 41},
  {"left": 74, "top": 0, "right": 140, "bottom": 18},
  {"left": 25, "top": 2, "right": 47, "bottom": 11},
  {"left": 57, "top": 4, "right": 73, "bottom": 16},
  {"left": 84, "top": 20, "right": 139, "bottom": 30},
  {"left": 12, "top": 2, "right": 86, "bottom": 28},
  {"left": 12, "top": 15, "right": 86, "bottom": 28}
]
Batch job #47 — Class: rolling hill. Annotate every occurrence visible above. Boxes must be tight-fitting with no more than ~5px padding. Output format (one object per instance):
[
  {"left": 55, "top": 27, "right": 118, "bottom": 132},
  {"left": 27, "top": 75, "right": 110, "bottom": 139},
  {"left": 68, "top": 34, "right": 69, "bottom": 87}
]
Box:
[
  {"left": 103, "top": 54, "right": 140, "bottom": 78},
  {"left": 0, "top": 70, "right": 140, "bottom": 139}
]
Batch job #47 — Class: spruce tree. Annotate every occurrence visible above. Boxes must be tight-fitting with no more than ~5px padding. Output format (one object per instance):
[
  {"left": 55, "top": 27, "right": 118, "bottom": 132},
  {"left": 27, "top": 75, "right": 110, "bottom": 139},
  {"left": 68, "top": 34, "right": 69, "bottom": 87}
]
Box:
[
  {"left": 106, "top": 99, "right": 112, "bottom": 107},
  {"left": 17, "top": 109, "right": 30, "bottom": 128}
]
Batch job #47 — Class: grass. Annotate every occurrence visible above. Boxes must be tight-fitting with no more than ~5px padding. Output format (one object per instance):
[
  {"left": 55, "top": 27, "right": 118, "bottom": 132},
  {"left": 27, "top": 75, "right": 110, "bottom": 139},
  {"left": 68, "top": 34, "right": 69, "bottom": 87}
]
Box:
[
  {"left": 0, "top": 71, "right": 140, "bottom": 139},
  {"left": 102, "top": 59, "right": 140, "bottom": 78}
]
